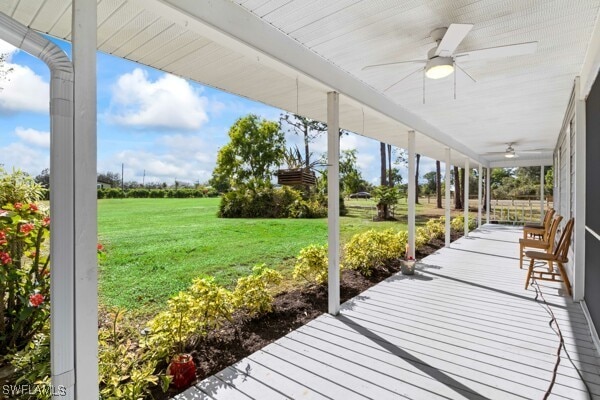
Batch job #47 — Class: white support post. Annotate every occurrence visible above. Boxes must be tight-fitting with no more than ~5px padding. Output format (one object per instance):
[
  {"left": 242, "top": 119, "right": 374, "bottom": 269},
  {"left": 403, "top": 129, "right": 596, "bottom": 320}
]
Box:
[
  {"left": 574, "top": 77, "right": 586, "bottom": 301},
  {"left": 477, "top": 164, "right": 482, "bottom": 227},
  {"left": 408, "top": 131, "right": 416, "bottom": 258},
  {"left": 464, "top": 159, "right": 470, "bottom": 236},
  {"left": 327, "top": 92, "right": 340, "bottom": 315},
  {"left": 445, "top": 148, "right": 451, "bottom": 247},
  {"left": 486, "top": 168, "right": 491, "bottom": 223},
  {"left": 72, "top": 1, "right": 98, "bottom": 397},
  {"left": 540, "top": 165, "right": 545, "bottom": 224}
]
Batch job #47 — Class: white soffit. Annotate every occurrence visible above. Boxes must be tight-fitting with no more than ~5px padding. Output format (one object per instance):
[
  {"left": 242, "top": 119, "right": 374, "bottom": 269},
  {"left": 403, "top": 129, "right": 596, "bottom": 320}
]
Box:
[{"left": 3, "top": 0, "right": 598, "bottom": 165}]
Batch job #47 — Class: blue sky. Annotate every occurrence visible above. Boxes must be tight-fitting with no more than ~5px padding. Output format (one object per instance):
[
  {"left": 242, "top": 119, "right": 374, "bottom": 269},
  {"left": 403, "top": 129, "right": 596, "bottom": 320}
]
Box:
[{"left": 0, "top": 36, "right": 436, "bottom": 186}]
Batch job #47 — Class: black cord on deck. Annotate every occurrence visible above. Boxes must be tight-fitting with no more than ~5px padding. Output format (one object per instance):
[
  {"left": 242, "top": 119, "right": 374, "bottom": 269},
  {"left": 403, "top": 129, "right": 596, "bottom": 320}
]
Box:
[{"left": 530, "top": 277, "right": 592, "bottom": 400}]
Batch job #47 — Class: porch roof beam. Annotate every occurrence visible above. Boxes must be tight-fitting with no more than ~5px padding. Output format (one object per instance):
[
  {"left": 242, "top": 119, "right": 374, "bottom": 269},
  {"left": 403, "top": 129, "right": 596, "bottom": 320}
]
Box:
[
  {"left": 489, "top": 158, "right": 553, "bottom": 168},
  {"left": 154, "top": 0, "right": 487, "bottom": 167}
]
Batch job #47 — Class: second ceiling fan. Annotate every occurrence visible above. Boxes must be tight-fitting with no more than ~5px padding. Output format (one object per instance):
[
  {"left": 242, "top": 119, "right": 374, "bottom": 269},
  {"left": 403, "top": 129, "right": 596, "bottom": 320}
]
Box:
[{"left": 362, "top": 24, "right": 538, "bottom": 92}]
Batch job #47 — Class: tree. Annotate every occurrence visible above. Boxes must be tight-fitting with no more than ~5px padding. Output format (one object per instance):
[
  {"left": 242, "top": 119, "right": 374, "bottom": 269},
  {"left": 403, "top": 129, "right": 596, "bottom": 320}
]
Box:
[
  {"left": 389, "top": 168, "right": 403, "bottom": 187},
  {"left": 422, "top": 171, "right": 437, "bottom": 197},
  {"left": 0, "top": 52, "right": 14, "bottom": 91},
  {"left": 280, "top": 113, "right": 327, "bottom": 169},
  {"left": 97, "top": 171, "right": 120, "bottom": 187},
  {"left": 373, "top": 185, "right": 400, "bottom": 220},
  {"left": 380, "top": 142, "right": 387, "bottom": 186},
  {"left": 415, "top": 153, "right": 421, "bottom": 204},
  {"left": 339, "top": 149, "right": 370, "bottom": 195},
  {"left": 454, "top": 166, "right": 462, "bottom": 209},
  {"left": 35, "top": 168, "right": 50, "bottom": 189},
  {"left": 212, "top": 114, "right": 285, "bottom": 190},
  {"left": 460, "top": 168, "right": 466, "bottom": 209},
  {"left": 387, "top": 144, "right": 393, "bottom": 187},
  {"left": 436, "top": 161, "right": 442, "bottom": 209}
]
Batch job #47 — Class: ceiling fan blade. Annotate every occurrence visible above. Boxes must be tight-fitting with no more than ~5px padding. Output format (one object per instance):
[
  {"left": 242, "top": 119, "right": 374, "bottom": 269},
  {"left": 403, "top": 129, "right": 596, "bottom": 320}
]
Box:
[
  {"left": 455, "top": 41, "right": 538, "bottom": 62},
  {"left": 455, "top": 63, "right": 476, "bottom": 83},
  {"left": 362, "top": 60, "right": 426, "bottom": 71},
  {"left": 519, "top": 150, "right": 552, "bottom": 154},
  {"left": 383, "top": 67, "right": 424, "bottom": 92},
  {"left": 484, "top": 151, "right": 509, "bottom": 155},
  {"left": 435, "top": 23, "right": 473, "bottom": 57}
]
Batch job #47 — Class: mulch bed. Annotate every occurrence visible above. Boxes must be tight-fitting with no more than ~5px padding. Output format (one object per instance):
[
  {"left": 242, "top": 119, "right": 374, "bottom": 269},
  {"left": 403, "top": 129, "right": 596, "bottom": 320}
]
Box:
[{"left": 157, "top": 233, "right": 462, "bottom": 399}]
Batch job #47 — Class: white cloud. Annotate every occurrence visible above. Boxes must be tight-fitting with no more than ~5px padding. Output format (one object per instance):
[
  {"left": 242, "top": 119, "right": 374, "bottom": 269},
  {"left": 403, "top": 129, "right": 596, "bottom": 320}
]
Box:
[
  {"left": 104, "top": 149, "right": 213, "bottom": 184},
  {"left": 107, "top": 68, "right": 209, "bottom": 130},
  {"left": 14, "top": 127, "right": 50, "bottom": 148},
  {"left": 0, "top": 40, "right": 17, "bottom": 58},
  {"left": 0, "top": 63, "right": 49, "bottom": 114},
  {"left": 0, "top": 142, "right": 49, "bottom": 175}
]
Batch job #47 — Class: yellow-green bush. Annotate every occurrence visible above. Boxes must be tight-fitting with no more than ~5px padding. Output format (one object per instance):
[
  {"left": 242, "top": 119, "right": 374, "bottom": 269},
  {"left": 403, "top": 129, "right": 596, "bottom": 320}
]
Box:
[
  {"left": 425, "top": 217, "right": 445, "bottom": 239},
  {"left": 450, "top": 215, "right": 476, "bottom": 231},
  {"left": 293, "top": 244, "right": 329, "bottom": 284},
  {"left": 232, "top": 264, "right": 282, "bottom": 316},
  {"left": 148, "top": 277, "right": 233, "bottom": 359},
  {"left": 416, "top": 227, "right": 430, "bottom": 249},
  {"left": 343, "top": 229, "right": 404, "bottom": 276}
]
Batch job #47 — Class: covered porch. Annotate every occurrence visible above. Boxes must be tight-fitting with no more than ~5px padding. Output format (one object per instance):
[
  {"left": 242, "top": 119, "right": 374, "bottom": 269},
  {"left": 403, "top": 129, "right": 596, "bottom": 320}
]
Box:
[{"left": 178, "top": 224, "right": 600, "bottom": 399}]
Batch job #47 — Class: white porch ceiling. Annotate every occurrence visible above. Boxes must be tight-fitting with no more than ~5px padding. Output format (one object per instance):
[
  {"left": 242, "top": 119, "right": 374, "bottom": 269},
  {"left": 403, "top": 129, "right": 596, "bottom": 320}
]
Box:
[{"left": 2, "top": 0, "right": 598, "bottom": 167}]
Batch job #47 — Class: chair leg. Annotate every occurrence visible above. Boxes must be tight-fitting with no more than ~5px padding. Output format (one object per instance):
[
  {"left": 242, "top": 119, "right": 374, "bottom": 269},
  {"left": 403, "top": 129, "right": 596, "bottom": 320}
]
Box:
[
  {"left": 525, "top": 258, "right": 535, "bottom": 290},
  {"left": 519, "top": 244, "right": 524, "bottom": 269},
  {"left": 556, "top": 261, "right": 572, "bottom": 296}
]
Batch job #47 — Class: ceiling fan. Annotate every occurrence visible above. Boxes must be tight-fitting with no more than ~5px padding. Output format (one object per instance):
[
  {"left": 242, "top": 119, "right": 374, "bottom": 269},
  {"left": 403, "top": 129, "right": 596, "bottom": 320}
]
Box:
[
  {"left": 484, "top": 143, "right": 550, "bottom": 159},
  {"left": 362, "top": 24, "right": 538, "bottom": 92}
]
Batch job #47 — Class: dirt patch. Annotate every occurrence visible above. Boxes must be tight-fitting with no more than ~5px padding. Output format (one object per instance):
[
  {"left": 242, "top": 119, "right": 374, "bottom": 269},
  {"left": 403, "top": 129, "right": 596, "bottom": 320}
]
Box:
[{"left": 156, "top": 234, "right": 458, "bottom": 399}]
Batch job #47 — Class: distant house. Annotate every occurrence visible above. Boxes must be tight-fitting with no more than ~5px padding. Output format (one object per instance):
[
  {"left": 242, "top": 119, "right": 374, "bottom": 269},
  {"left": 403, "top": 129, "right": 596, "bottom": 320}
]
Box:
[{"left": 97, "top": 179, "right": 112, "bottom": 189}]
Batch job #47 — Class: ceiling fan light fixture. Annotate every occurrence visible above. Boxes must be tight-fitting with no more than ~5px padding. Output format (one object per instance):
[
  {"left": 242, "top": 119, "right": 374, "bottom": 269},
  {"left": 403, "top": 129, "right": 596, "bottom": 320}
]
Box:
[
  {"left": 504, "top": 152, "right": 516, "bottom": 158},
  {"left": 425, "top": 57, "right": 454, "bottom": 79}
]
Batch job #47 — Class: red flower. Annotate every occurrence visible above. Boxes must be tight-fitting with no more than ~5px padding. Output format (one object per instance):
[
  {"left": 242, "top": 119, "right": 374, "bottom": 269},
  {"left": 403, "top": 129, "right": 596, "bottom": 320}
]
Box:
[
  {"left": 28, "top": 203, "right": 38, "bottom": 213},
  {"left": 27, "top": 250, "right": 37, "bottom": 259},
  {"left": 20, "top": 223, "right": 35, "bottom": 234},
  {"left": 14, "top": 203, "right": 22, "bottom": 210},
  {"left": 0, "top": 231, "right": 6, "bottom": 246},
  {"left": 97, "top": 243, "right": 106, "bottom": 253},
  {"left": 0, "top": 252, "right": 11, "bottom": 265},
  {"left": 29, "top": 293, "right": 45, "bottom": 307},
  {"left": 42, "top": 217, "right": 50, "bottom": 227}
]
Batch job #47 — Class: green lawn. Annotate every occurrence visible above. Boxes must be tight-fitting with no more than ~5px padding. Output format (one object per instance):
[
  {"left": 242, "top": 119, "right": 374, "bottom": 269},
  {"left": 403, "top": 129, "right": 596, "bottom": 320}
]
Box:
[{"left": 98, "top": 198, "right": 411, "bottom": 312}]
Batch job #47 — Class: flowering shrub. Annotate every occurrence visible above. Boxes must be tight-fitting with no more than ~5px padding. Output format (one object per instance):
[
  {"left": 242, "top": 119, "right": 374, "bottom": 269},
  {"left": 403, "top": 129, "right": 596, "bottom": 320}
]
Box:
[
  {"left": 0, "top": 167, "right": 46, "bottom": 206},
  {"left": 233, "top": 264, "right": 283, "bottom": 316},
  {"left": 416, "top": 227, "right": 430, "bottom": 249},
  {"left": 293, "top": 244, "right": 329, "bottom": 284},
  {"left": 0, "top": 202, "right": 50, "bottom": 354}
]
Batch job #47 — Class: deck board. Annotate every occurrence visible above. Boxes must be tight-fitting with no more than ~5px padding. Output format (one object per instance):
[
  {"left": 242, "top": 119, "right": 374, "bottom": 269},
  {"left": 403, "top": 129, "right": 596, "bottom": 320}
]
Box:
[{"left": 176, "top": 225, "right": 600, "bottom": 400}]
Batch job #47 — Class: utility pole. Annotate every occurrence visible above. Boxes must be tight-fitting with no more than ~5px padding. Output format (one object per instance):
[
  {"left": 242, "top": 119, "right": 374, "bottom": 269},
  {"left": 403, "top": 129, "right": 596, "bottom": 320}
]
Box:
[
  {"left": 142, "top": 169, "right": 145, "bottom": 187},
  {"left": 121, "top": 163, "right": 124, "bottom": 192}
]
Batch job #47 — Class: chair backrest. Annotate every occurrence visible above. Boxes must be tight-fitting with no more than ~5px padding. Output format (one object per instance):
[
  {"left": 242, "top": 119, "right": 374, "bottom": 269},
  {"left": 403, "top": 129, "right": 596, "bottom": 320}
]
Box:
[
  {"left": 545, "top": 214, "right": 563, "bottom": 245},
  {"left": 554, "top": 218, "right": 574, "bottom": 261},
  {"left": 543, "top": 209, "right": 555, "bottom": 230}
]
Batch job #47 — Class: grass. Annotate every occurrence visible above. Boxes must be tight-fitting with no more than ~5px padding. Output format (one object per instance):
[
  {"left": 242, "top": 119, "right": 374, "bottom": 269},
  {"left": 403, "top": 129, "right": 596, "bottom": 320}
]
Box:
[{"left": 98, "top": 197, "right": 466, "bottom": 313}]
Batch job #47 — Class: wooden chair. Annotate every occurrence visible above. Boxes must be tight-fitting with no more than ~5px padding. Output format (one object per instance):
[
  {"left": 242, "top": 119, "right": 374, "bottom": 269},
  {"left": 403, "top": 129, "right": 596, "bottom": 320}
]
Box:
[
  {"left": 524, "top": 218, "right": 574, "bottom": 296},
  {"left": 519, "top": 214, "right": 562, "bottom": 269},
  {"left": 523, "top": 208, "right": 555, "bottom": 240}
]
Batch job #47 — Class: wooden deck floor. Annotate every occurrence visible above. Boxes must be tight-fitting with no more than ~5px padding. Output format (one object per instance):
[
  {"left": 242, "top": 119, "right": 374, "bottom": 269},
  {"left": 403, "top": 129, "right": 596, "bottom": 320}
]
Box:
[{"left": 176, "top": 225, "right": 600, "bottom": 400}]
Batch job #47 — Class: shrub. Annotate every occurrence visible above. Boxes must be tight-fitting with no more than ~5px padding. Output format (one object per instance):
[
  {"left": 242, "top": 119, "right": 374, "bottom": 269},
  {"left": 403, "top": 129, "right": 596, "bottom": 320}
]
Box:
[
  {"left": 148, "top": 277, "right": 233, "bottom": 359},
  {"left": 425, "top": 217, "right": 445, "bottom": 240},
  {"left": 288, "top": 199, "right": 327, "bottom": 218},
  {"left": 293, "top": 244, "right": 329, "bottom": 284},
  {"left": 343, "top": 229, "right": 404, "bottom": 276},
  {"left": 450, "top": 215, "right": 476, "bottom": 232},
  {"left": 415, "top": 227, "right": 430, "bottom": 249},
  {"left": 7, "top": 325, "right": 52, "bottom": 399},
  {"left": 105, "top": 188, "right": 125, "bottom": 199},
  {"left": 233, "top": 265, "right": 282, "bottom": 316},
  {"left": 0, "top": 202, "right": 50, "bottom": 355},
  {"left": 0, "top": 167, "right": 46, "bottom": 206},
  {"left": 99, "top": 309, "right": 168, "bottom": 399},
  {"left": 127, "top": 188, "right": 150, "bottom": 198},
  {"left": 148, "top": 189, "right": 166, "bottom": 198}
]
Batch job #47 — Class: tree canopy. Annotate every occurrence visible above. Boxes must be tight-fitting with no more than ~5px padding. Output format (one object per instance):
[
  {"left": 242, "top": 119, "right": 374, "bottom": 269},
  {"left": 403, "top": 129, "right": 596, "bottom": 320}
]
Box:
[{"left": 211, "top": 114, "right": 285, "bottom": 190}]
